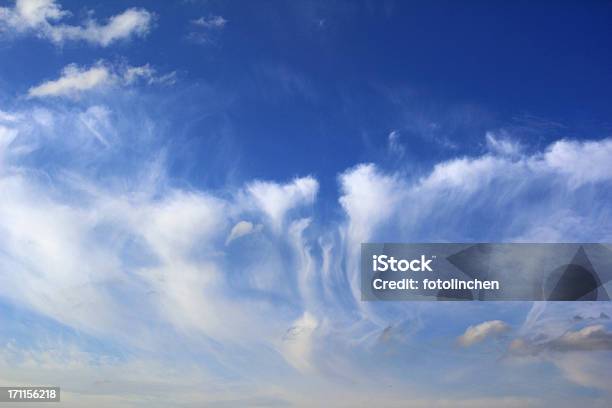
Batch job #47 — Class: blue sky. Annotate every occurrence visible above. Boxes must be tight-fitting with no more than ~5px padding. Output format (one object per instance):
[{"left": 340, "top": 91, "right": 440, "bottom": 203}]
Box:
[{"left": 1, "top": 1, "right": 612, "bottom": 407}]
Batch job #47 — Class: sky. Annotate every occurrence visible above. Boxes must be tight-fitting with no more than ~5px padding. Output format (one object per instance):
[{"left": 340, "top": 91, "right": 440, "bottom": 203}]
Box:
[{"left": 0, "top": 0, "right": 612, "bottom": 407}]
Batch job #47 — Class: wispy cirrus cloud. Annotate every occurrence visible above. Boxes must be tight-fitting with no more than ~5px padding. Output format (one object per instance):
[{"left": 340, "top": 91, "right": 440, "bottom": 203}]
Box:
[
  {"left": 2, "top": 94, "right": 612, "bottom": 405},
  {"left": 188, "top": 14, "right": 227, "bottom": 44},
  {"left": 0, "top": 0, "right": 153, "bottom": 46},
  {"left": 387, "top": 130, "right": 405, "bottom": 157}
]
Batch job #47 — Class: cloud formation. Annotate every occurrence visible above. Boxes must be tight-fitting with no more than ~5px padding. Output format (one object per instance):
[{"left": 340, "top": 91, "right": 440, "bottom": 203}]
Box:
[
  {"left": 458, "top": 320, "right": 511, "bottom": 347},
  {"left": 388, "top": 130, "right": 405, "bottom": 157},
  {"left": 225, "top": 220, "right": 262, "bottom": 245},
  {"left": 511, "top": 324, "right": 612, "bottom": 354},
  {"left": 510, "top": 309, "right": 612, "bottom": 393},
  {"left": 188, "top": 14, "right": 227, "bottom": 44},
  {"left": 192, "top": 15, "right": 227, "bottom": 29},
  {"left": 485, "top": 131, "right": 522, "bottom": 156},
  {"left": 27, "top": 61, "right": 175, "bottom": 98},
  {"left": 245, "top": 176, "right": 318, "bottom": 231},
  {"left": 28, "top": 63, "right": 111, "bottom": 98},
  {"left": 0, "top": 0, "right": 153, "bottom": 46},
  {"left": 2, "top": 98, "right": 612, "bottom": 405}
]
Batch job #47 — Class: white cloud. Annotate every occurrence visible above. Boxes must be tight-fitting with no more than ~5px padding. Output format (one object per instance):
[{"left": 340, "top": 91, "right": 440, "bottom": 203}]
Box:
[
  {"left": 0, "top": 105, "right": 322, "bottom": 352},
  {"left": 28, "top": 62, "right": 175, "bottom": 98},
  {"left": 2, "top": 104, "right": 612, "bottom": 405},
  {"left": 189, "top": 15, "right": 227, "bottom": 44},
  {"left": 339, "top": 163, "right": 402, "bottom": 244},
  {"left": 225, "top": 220, "right": 261, "bottom": 245},
  {"left": 543, "top": 139, "right": 612, "bottom": 187},
  {"left": 0, "top": 0, "right": 66, "bottom": 28},
  {"left": 330, "top": 138, "right": 612, "bottom": 328},
  {"left": 28, "top": 63, "right": 111, "bottom": 98},
  {"left": 280, "top": 311, "right": 319, "bottom": 373},
  {"left": 419, "top": 155, "right": 507, "bottom": 192},
  {"left": 0, "top": 0, "right": 153, "bottom": 46},
  {"left": 388, "top": 130, "right": 405, "bottom": 157},
  {"left": 458, "top": 320, "right": 510, "bottom": 347},
  {"left": 122, "top": 64, "right": 177, "bottom": 86},
  {"left": 485, "top": 131, "right": 522, "bottom": 156},
  {"left": 0, "top": 163, "right": 272, "bottom": 343},
  {"left": 337, "top": 164, "right": 408, "bottom": 325},
  {"left": 246, "top": 176, "right": 318, "bottom": 231},
  {"left": 192, "top": 15, "right": 227, "bottom": 29}
]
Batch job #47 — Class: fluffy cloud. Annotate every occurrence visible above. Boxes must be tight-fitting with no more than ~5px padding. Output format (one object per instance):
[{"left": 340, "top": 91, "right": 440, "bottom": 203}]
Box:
[
  {"left": 335, "top": 141, "right": 612, "bottom": 325},
  {"left": 458, "top": 320, "right": 511, "bottom": 347},
  {"left": 339, "top": 138, "right": 612, "bottom": 249},
  {"left": 225, "top": 220, "right": 262, "bottom": 245},
  {"left": 0, "top": 0, "right": 153, "bottom": 46},
  {"left": 28, "top": 62, "right": 175, "bottom": 98},
  {"left": 28, "top": 63, "right": 111, "bottom": 98},
  {"left": 339, "top": 163, "right": 402, "bottom": 244},
  {"left": 543, "top": 139, "right": 612, "bottom": 187},
  {"left": 245, "top": 176, "right": 318, "bottom": 231}
]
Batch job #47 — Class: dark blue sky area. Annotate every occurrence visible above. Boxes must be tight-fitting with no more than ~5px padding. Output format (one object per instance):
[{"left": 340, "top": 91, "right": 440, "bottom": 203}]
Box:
[{"left": 1, "top": 0, "right": 611, "bottom": 193}]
